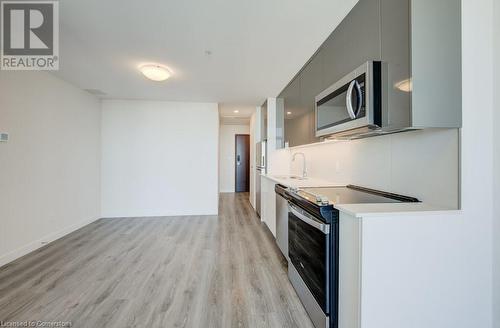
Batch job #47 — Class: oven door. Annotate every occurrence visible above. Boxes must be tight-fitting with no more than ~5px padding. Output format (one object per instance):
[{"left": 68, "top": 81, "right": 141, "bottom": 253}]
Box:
[{"left": 288, "top": 203, "right": 330, "bottom": 316}]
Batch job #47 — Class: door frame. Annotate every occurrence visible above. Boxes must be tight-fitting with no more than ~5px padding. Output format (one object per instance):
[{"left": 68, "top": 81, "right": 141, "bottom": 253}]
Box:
[{"left": 234, "top": 134, "right": 250, "bottom": 192}]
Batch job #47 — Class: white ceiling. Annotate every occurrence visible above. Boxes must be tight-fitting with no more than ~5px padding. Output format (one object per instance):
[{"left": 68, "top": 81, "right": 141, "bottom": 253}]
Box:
[
  {"left": 219, "top": 104, "right": 255, "bottom": 117},
  {"left": 53, "top": 0, "right": 358, "bottom": 106},
  {"left": 219, "top": 104, "right": 255, "bottom": 124}
]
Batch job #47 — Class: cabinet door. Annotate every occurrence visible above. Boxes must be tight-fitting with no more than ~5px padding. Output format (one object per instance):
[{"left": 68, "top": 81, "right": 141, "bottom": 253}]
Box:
[
  {"left": 260, "top": 176, "right": 267, "bottom": 223},
  {"left": 261, "top": 100, "right": 268, "bottom": 141},
  {"left": 275, "top": 194, "right": 289, "bottom": 259},
  {"left": 322, "top": 0, "right": 382, "bottom": 88},
  {"left": 266, "top": 181, "right": 276, "bottom": 237},
  {"left": 280, "top": 77, "right": 302, "bottom": 147},
  {"left": 275, "top": 98, "right": 285, "bottom": 149},
  {"left": 298, "top": 51, "right": 323, "bottom": 145},
  {"left": 380, "top": 0, "right": 410, "bottom": 127}
]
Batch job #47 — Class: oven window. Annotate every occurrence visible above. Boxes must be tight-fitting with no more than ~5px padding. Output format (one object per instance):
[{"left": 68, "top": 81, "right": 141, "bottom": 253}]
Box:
[{"left": 288, "top": 211, "right": 330, "bottom": 312}]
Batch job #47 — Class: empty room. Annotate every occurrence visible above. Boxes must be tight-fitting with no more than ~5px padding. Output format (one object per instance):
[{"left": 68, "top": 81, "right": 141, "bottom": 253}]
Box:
[{"left": 0, "top": 0, "right": 499, "bottom": 327}]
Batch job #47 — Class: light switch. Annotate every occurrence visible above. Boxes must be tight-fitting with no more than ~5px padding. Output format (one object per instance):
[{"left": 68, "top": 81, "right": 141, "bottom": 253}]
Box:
[{"left": 0, "top": 133, "right": 8, "bottom": 142}]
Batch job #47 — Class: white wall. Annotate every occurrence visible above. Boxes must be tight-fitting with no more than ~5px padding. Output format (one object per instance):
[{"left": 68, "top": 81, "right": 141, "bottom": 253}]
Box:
[
  {"left": 219, "top": 124, "right": 250, "bottom": 192},
  {"left": 101, "top": 100, "right": 219, "bottom": 217},
  {"left": 461, "top": 1, "right": 494, "bottom": 326},
  {"left": 250, "top": 107, "right": 263, "bottom": 209},
  {"left": 0, "top": 71, "right": 101, "bottom": 267},
  {"left": 493, "top": 0, "right": 500, "bottom": 325},
  {"left": 249, "top": 113, "right": 257, "bottom": 207}
]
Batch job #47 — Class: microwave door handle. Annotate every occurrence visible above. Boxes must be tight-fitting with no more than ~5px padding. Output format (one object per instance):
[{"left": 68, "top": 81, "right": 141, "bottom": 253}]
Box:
[{"left": 346, "top": 80, "right": 362, "bottom": 119}]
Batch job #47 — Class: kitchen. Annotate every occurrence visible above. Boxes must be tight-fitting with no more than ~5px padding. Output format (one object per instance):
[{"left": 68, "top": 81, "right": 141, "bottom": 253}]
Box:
[
  {"left": 0, "top": 0, "right": 498, "bottom": 327},
  {"left": 251, "top": 0, "right": 492, "bottom": 327}
]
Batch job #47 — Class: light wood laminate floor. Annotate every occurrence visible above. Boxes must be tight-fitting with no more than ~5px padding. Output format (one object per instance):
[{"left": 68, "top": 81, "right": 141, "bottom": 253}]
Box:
[{"left": 0, "top": 193, "right": 314, "bottom": 328}]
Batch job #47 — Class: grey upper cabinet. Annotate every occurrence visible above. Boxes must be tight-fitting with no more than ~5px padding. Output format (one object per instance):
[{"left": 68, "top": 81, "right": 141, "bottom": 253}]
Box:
[
  {"left": 278, "top": 0, "right": 460, "bottom": 145},
  {"left": 261, "top": 100, "right": 268, "bottom": 141},
  {"left": 281, "top": 0, "right": 384, "bottom": 147},
  {"left": 298, "top": 52, "right": 323, "bottom": 145},
  {"left": 410, "top": 0, "right": 461, "bottom": 128},
  {"left": 321, "top": 0, "right": 381, "bottom": 88},
  {"left": 281, "top": 77, "right": 306, "bottom": 147},
  {"left": 379, "top": 0, "right": 461, "bottom": 129},
  {"left": 380, "top": 0, "right": 411, "bottom": 128}
]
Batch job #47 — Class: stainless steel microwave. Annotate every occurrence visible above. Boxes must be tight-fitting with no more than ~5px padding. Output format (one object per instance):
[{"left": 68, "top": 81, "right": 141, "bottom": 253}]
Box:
[{"left": 315, "top": 61, "right": 384, "bottom": 138}]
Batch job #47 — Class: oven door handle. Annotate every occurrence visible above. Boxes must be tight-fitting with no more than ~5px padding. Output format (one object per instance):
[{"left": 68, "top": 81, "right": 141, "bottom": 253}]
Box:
[{"left": 289, "top": 204, "right": 330, "bottom": 234}]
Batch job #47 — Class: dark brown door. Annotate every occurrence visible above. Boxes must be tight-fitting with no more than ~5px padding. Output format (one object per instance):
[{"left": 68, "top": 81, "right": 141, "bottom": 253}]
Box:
[{"left": 235, "top": 134, "right": 250, "bottom": 192}]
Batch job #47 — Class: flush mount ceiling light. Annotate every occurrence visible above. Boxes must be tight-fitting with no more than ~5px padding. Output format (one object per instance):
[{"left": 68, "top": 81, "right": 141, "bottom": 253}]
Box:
[
  {"left": 139, "top": 64, "right": 171, "bottom": 82},
  {"left": 233, "top": 110, "right": 239, "bottom": 113},
  {"left": 287, "top": 111, "right": 292, "bottom": 115}
]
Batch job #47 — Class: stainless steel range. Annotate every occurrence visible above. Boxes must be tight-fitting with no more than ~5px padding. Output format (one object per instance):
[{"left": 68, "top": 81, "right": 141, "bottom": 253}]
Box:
[{"left": 284, "top": 185, "right": 419, "bottom": 328}]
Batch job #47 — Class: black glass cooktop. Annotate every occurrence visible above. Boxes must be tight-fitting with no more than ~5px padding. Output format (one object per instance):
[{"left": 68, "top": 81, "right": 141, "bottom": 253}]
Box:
[
  {"left": 293, "top": 185, "right": 419, "bottom": 206},
  {"left": 285, "top": 184, "right": 419, "bottom": 223}
]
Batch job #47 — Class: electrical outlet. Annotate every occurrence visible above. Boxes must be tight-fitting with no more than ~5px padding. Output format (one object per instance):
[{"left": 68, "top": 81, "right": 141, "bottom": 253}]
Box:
[{"left": 0, "top": 133, "right": 8, "bottom": 142}]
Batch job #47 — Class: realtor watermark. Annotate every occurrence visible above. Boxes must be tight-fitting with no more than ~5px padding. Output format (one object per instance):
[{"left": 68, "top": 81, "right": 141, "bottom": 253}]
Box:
[{"left": 1, "top": 0, "right": 59, "bottom": 70}]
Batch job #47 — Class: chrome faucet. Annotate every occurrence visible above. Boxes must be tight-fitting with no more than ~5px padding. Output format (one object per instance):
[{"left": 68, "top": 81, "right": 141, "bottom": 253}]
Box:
[{"left": 292, "top": 152, "right": 307, "bottom": 178}]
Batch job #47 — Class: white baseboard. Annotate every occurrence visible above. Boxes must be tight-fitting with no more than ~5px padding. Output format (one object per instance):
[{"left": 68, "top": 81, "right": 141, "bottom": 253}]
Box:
[
  {"left": 0, "top": 216, "right": 100, "bottom": 268},
  {"left": 101, "top": 213, "right": 218, "bottom": 219}
]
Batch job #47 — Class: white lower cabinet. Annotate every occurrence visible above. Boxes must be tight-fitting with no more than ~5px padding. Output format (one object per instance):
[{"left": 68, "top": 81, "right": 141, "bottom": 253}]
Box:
[
  {"left": 260, "top": 176, "right": 276, "bottom": 237},
  {"left": 260, "top": 175, "right": 267, "bottom": 222},
  {"left": 338, "top": 210, "right": 467, "bottom": 328},
  {"left": 338, "top": 213, "right": 362, "bottom": 328}
]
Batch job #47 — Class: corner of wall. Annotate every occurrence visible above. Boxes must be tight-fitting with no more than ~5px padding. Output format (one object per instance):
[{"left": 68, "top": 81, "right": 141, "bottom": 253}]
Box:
[
  {"left": 249, "top": 112, "right": 257, "bottom": 208},
  {"left": 493, "top": 0, "right": 500, "bottom": 325},
  {"left": 0, "top": 71, "right": 102, "bottom": 266}
]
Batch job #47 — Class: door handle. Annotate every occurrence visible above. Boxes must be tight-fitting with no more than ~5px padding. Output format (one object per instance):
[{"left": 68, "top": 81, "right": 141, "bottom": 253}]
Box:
[
  {"left": 237, "top": 155, "right": 241, "bottom": 166},
  {"left": 289, "top": 204, "right": 330, "bottom": 234},
  {"left": 346, "top": 80, "right": 362, "bottom": 119}
]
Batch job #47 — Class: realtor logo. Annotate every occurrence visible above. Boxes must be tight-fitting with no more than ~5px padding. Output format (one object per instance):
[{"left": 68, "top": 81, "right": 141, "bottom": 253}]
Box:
[{"left": 1, "top": 1, "right": 59, "bottom": 70}]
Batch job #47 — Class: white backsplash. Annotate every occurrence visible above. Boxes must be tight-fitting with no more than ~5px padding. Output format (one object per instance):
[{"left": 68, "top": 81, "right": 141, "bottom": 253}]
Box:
[{"left": 270, "top": 128, "right": 459, "bottom": 208}]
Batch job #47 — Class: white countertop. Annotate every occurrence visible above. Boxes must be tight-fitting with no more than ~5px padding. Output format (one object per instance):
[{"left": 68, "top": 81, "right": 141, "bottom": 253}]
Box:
[
  {"left": 261, "top": 174, "right": 460, "bottom": 218},
  {"left": 334, "top": 203, "right": 461, "bottom": 218}
]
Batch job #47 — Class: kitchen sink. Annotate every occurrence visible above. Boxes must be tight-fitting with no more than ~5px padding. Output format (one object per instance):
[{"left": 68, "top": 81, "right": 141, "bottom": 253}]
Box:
[
  {"left": 273, "top": 175, "right": 307, "bottom": 181},
  {"left": 289, "top": 176, "right": 307, "bottom": 180}
]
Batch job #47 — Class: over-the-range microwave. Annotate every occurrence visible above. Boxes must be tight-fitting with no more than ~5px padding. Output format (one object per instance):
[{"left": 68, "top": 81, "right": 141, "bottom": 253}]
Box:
[{"left": 315, "top": 61, "right": 388, "bottom": 138}]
